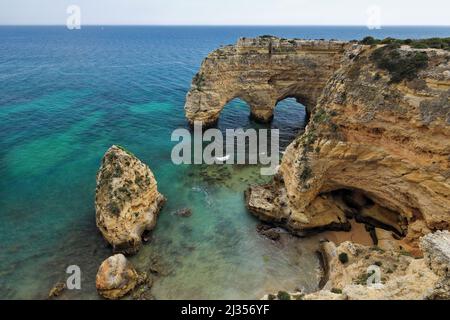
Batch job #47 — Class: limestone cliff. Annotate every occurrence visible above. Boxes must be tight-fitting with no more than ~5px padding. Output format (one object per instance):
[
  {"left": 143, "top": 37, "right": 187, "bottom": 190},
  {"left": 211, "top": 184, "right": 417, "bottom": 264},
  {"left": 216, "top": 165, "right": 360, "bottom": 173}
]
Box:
[
  {"left": 304, "top": 231, "right": 450, "bottom": 300},
  {"left": 261, "top": 231, "right": 450, "bottom": 300},
  {"left": 185, "top": 36, "right": 357, "bottom": 125},
  {"left": 95, "top": 145, "right": 166, "bottom": 255},
  {"left": 239, "top": 39, "right": 450, "bottom": 246}
]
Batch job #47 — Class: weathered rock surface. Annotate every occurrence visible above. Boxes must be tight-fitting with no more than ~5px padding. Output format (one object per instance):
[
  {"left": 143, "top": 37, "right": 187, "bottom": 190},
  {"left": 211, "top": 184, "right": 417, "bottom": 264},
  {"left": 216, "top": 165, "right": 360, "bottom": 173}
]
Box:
[
  {"left": 241, "top": 40, "right": 450, "bottom": 245},
  {"left": 185, "top": 36, "right": 354, "bottom": 125},
  {"left": 188, "top": 36, "right": 450, "bottom": 300},
  {"left": 256, "top": 223, "right": 281, "bottom": 241},
  {"left": 246, "top": 183, "right": 351, "bottom": 235},
  {"left": 303, "top": 231, "right": 450, "bottom": 300},
  {"left": 96, "top": 254, "right": 138, "bottom": 300},
  {"left": 421, "top": 230, "right": 450, "bottom": 278},
  {"left": 95, "top": 145, "right": 166, "bottom": 255}
]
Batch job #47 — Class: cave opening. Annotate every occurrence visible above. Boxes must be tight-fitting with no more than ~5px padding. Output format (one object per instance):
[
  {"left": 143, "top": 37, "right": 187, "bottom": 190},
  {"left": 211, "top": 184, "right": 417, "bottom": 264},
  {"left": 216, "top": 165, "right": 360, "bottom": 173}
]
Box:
[{"left": 325, "top": 188, "right": 408, "bottom": 242}]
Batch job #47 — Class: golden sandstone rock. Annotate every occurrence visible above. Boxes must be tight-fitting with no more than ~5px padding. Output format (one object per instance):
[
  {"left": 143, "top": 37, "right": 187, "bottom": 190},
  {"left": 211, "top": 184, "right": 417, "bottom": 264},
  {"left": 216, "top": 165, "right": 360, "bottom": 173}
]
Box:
[
  {"left": 264, "top": 231, "right": 450, "bottom": 300},
  {"left": 188, "top": 37, "right": 450, "bottom": 299},
  {"left": 273, "top": 44, "right": 450, "bottom": 246},
  {"left": 185, "top": 36, "right": 354, "bottom": 126},
  {"left": 95, "top": 145, "right": 166, "bottom": 255},
  {"left": 304, "top": 231, "right": 450, "bottom": 300},
  {"left": 188, "top": 37, "right": 449, "bottom": 248},
  {"left": 96, "top": 254, "right": 138, "bottom": 300}
]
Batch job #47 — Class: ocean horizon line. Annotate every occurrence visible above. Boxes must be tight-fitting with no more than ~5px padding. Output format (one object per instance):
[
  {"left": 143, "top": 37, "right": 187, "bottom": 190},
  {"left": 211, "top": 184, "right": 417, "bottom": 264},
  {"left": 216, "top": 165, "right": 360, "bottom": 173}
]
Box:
[{"left": 1, "top": 24, "right": 450, "bottom": 28}]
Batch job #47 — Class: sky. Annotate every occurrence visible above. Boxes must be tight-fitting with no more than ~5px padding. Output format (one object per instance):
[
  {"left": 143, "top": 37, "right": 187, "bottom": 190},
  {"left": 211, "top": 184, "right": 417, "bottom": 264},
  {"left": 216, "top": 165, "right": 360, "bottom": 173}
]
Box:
[{"left": 0, "top": 0, "right": 449, "bottom": 26}]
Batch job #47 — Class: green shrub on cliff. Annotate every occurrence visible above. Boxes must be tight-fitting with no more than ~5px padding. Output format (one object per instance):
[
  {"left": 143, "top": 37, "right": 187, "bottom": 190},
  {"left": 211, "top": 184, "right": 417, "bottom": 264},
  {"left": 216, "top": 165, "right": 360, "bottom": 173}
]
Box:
[
  {"left": 312, "top": 108, "right": 331, "bottom": 124},
  {"left": 410, "top": 37, "right": 450, "bottom": 50},
  {"left": 371, "top": 44, "right": 429, "bottom": 83},
  {"left": 299, "top": 165, "right": 312, "bottom": 183},
  {"left": 370, "top": 246, "right": 385, "bottom": 253},
  {"left": 116, "top": 145, "right": 136, "bottom": 158},
  {"left": 193, "top": 72, "right": 205, "bottom": 91},
  {"left": 277, "top": 291, "right": 291, "bottom": 300},
  {"left": 399, "top": 249, "right": 413, "bottom": 257},
  {"left": 361, "top": 36, "right": 378, "bottom": 45},
  {"left": 331, "top": 288, "right": 343, "bottom": 294},
  {"left": 359, "top": 37, "right": 450, "bottom": 51},
  {"left": 338, "top": 252, "right": 349, "bottom": 264},
  {"left": 355, "top": 269, "right": 376, "bottom": 285}
]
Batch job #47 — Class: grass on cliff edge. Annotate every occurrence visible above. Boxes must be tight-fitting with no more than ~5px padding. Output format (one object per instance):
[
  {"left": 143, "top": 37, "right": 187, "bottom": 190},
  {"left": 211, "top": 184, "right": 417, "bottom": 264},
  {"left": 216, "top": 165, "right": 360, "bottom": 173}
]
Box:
[
  {"left": 370, "top": 43, "right": 429, "bottom": 83},
  {"left": 359, "top": 36, "right": 450, "bottom": 51}
]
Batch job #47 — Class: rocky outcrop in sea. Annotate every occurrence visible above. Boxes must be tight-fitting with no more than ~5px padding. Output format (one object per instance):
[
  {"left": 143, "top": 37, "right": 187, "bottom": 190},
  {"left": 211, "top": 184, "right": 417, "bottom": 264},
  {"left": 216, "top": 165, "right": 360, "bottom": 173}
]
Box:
[
  {"left": 95, "top": 145, "right": 166, "bottom": 255},
  {"left": 95, "top": 254, "right": 139, "bottom": 299}
]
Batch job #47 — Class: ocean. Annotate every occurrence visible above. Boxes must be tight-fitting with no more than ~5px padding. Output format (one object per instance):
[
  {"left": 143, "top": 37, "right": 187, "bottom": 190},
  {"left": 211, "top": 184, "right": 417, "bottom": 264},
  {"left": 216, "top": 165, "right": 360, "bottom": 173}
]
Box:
[{"left": 1, "top": 26, "right": 449, "bottom": 299}]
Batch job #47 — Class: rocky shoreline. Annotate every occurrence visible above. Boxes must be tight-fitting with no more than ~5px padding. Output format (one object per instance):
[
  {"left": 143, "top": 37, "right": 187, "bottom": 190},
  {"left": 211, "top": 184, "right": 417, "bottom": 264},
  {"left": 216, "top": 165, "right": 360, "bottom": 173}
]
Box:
[
  {"left": 51, "top": 36, "right": 449, "bottom": 300},
  {"left": 184, "top": 36, "right": 450, "bottom": 300},
  {"left": 189, "top": 36, "right": 449, "bottom": 243},
  {"left": 263, "top": 231, "right": 450, "bottom": 300},
  {"left": 185, "top": 36, "right": 449, "bottom": 244}
]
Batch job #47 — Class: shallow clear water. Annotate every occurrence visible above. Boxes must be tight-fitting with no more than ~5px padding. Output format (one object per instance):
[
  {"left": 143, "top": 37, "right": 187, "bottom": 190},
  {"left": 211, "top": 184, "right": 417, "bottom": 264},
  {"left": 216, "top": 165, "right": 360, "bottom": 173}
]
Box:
[{"left": 1, "top": 26, "right": 449, "bottom": 299}]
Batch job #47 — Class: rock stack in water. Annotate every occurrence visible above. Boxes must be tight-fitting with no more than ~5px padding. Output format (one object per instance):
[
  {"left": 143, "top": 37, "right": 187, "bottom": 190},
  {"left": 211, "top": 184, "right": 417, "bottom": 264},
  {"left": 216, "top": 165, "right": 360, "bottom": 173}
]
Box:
[{"left": 95, "top": 145, "right": 166, "bottom": 255}]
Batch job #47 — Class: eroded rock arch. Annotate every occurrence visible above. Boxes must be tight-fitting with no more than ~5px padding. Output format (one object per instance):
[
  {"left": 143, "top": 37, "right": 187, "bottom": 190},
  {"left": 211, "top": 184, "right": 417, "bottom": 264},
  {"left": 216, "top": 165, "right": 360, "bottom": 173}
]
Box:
[
  {"left": 186, "top": 36, "right": 450, "bottom": 255},
  {"left": 185, "top": 37, "right": 353, "bottom": 126},
  {"left": 245, "top": 43, "right": 450, "bottom": 250}
]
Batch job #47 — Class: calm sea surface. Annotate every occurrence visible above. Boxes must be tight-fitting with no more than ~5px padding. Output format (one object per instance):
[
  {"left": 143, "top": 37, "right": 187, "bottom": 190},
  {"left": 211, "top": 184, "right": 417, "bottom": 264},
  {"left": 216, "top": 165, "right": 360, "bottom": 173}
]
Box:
[{"left": 1, "top": 26, "right": 449, "bottom": 299}]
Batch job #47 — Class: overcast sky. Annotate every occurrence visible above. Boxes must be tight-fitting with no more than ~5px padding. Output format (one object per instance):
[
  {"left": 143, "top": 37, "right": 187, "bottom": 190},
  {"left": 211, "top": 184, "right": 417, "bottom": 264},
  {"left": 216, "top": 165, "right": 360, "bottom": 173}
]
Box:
[{"left": 0, "top": 0, "right": 449, "bottom": 26}]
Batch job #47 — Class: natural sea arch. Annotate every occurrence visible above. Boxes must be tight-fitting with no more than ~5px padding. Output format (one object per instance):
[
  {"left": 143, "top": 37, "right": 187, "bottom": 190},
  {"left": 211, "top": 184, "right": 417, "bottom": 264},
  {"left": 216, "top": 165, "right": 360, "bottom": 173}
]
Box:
[
  {"left": 184, "top": 37, "right": 350, "bottom": 126},
  {"left": 216, "top": 98, "right": 254, "bottom": 129},
  {"left": 209, "top": 97, "right": 307, "bottom": 167},
  {"left": 272, "top": 98, "right": 308, "bottom": 148},
  {"left": 217, "top": 97, "right": 307, "bottom": 130}
]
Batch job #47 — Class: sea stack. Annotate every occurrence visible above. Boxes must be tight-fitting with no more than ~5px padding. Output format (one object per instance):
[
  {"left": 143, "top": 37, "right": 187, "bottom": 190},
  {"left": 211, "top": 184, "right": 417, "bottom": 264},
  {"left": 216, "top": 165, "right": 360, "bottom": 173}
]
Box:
[{"left": 95, "top": 145, "right": 166, "bottom": 255}]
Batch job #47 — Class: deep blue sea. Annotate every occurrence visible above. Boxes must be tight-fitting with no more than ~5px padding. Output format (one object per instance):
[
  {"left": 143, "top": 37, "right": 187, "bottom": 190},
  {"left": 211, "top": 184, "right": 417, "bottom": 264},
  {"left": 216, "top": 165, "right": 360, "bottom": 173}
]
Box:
[{"left": 1, "top": 26, "right": 449, "bottom": 299}]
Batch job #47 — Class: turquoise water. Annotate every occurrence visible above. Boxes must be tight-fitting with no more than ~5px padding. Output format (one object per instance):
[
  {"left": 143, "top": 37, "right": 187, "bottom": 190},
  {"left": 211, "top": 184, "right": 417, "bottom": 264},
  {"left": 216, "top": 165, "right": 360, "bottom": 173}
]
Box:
[{"left": 1, "top": 26, "right": 450, "bottom": 299}]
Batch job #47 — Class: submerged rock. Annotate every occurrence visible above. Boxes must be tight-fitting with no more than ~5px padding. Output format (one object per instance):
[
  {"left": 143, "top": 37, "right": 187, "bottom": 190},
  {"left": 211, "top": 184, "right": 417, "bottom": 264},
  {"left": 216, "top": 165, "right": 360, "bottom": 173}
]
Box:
[
  {"left": 132, "top": 287, "right": 155, "bottom": 300},
  {"left": 96, "top": 254, "right": 138, "bottom": 300},
  {"left": 262, "top": 291, "right": 305, "bottom": 300},
  {"left": 175, "top": 208, "right": 193, "bottom": 217},
  {"left": 131, "top": 272, "right": 155, "bottom": 300},
  {"left": 48, "top": 281, "right": 66, "bottom": 299},
  {"left": 95, "top": 145, "right": 166, "bottom": 255}
]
